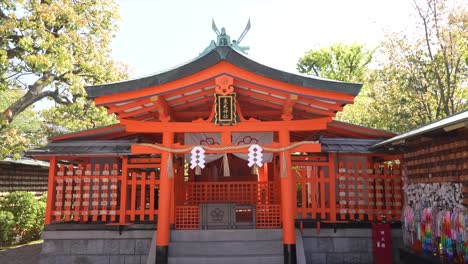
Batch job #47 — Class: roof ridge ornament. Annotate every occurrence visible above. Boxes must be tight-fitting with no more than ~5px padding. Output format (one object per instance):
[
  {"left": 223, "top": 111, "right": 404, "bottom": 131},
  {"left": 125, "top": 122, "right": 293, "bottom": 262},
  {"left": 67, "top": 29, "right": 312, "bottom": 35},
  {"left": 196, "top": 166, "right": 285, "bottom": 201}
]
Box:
[{"left": 201, "top": 19, "right": 251, "bottom": 55}]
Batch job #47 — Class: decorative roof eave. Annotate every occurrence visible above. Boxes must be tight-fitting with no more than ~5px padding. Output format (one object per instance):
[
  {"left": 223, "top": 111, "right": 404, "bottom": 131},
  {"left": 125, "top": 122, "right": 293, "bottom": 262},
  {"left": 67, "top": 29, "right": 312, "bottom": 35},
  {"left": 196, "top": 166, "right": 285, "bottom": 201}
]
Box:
[
  {"left": 26, "top": 140, "right": 134, "bottom": 157},
  {"left": 328, "top": 120, "right": 397, "bottom": 139},
  {"left": 320, "top": 137, "right": 383, "bottom": 153},
  {"left": 85, "top": 46, "right": 362, "bottom": 99},
  {"left": 48, "top": 124, "right": 127, "bottom": 142},
  {"left": 0, "top": 158, "right": 50, "bottom": 168},
  {"left": 371, "top": 110, "right": 468, "bottom": 149}
]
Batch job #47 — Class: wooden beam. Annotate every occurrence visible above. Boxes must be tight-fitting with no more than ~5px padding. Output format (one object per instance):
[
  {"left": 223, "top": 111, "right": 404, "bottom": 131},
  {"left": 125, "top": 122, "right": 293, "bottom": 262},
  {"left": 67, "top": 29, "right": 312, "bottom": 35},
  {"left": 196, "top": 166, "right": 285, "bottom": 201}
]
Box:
[
  {"left": 152, "top": 95, "right": 172, "bottom": 122},
  {"left": 107, "top": 98, "right": 151, "bottom": 114},
  {"left": 282, "top": 94, "right": 298, "bottom": 121},
  {"left": 171, "top": 96, "right": 213, "bottom": 111},
  {"left": 121, "top": 117, "right": 331, "bottom": 133},
  {"left": 117, "top": 103, "right": 158, "bottom": 119},
  {"left": 131, "top": 141, "right": 321, "bottom": 154}
]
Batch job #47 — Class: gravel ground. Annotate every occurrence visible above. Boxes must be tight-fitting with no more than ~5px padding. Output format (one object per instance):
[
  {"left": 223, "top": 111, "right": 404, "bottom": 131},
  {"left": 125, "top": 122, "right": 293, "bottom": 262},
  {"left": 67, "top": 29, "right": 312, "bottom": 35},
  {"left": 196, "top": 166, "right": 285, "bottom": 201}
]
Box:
[{"left": 0, "top": 242, "right": 42, "bottom": 264}]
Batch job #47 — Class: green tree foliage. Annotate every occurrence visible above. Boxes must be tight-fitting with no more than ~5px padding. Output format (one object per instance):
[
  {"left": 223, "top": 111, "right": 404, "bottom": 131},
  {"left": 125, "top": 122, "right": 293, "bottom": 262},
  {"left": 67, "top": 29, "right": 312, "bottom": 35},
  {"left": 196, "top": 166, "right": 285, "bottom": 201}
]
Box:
[
  {"left": 296, "top": 0, "right": 467, "bottom": 133},
  {"left": 297, "top": 43, "right": 377, "bottom": 128},
  {"left": 0, "top": 192, "right": 46, "bottom": 246},
  {"left": 369, "top": 0, "right": 467, "bottom": 132},
  {"left": 297, "top": 43, "right": 373, "bottom": 82},
  {"left": 0, "top": 89, "right": 44, "bottom": 158},
  {"left": 0, "top": 0, "right": 128, "bottom": 157}
]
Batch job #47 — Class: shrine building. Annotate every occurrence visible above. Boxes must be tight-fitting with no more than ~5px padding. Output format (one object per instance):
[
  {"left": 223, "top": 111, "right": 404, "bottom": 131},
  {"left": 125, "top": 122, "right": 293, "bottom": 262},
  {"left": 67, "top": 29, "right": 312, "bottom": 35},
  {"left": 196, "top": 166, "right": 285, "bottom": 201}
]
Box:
[{"left": 29, "top": 27, "right": 403, "bottom": 264}]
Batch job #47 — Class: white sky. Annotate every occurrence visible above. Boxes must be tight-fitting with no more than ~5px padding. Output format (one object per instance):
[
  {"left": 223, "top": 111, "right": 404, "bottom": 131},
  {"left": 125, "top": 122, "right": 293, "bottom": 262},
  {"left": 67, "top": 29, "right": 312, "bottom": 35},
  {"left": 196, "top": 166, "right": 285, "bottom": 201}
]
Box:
[{"left": 111, "top": 0, "right": 416, "bottom": 77}]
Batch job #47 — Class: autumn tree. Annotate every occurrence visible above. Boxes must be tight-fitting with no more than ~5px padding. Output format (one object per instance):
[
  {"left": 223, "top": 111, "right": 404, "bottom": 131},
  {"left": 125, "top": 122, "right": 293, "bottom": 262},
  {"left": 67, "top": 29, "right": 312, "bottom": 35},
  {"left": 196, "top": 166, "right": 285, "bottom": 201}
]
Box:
[
  {"left": 297, "top": 0, "right": 467, "bottom": 133},
  {"left": 370, "top": 0, "right": 467, "bottom": 131},
  {"left": 0, "top": 0, "right": 128, "bottom": 157}
]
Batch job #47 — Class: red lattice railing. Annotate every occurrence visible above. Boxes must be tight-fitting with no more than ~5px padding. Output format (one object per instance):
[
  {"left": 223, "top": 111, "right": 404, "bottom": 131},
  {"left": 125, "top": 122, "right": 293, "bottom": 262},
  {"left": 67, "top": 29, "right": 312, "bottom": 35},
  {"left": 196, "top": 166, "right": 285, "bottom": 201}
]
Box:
[
  {"left": 256, "top": 204, "right": 281, "bottom": 228},
  {"left": 183, "top": 181, "right": 279, "bottom": 205},
  {"left": 175, "top": 206, "right": 200, "bottom": 230},
  {"left": 47, "top": 160, "right": 161, "bottom": 225},
  {"left": 295, "top": 161, "right": 403, "bottom": 222},
  {"left": 337, "top": 162, "right": 402, "bottom": 221}
]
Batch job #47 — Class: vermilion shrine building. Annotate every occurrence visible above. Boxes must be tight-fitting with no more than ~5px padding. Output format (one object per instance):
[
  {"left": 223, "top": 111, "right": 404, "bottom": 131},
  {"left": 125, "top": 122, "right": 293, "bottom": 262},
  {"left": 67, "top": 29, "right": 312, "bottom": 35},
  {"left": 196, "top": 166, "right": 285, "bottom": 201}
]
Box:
[{"left": 30, "top": 31, "right": 403, "bottom": 264}]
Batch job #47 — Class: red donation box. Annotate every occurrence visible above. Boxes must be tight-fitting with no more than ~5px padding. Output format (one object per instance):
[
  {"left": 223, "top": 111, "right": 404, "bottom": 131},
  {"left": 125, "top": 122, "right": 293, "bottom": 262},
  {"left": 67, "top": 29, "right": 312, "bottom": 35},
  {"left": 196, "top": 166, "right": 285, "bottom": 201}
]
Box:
[{"left": 372, "top": 222, "right": 392, "bottom": 264}]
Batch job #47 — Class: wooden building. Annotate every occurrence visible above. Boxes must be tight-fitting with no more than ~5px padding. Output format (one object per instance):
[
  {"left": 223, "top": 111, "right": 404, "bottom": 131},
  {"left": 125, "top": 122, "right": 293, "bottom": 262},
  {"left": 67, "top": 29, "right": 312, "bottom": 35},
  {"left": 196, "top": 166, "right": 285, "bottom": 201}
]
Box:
[
  {"left": 374, "top": 110, "right": 468, "bottom": 263},
  {"left": 0, "top": 158, "right": 49, "bottom": 197},
  {"left": 29, "top": 33, "right": 403, "bottom": 264}
]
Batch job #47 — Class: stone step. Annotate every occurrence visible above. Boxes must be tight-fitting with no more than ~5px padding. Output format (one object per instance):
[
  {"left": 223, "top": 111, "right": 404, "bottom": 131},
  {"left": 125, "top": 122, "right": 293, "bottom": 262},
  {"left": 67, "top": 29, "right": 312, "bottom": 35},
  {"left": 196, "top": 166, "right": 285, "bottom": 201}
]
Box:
[
  {"left": 170, "top": 229, "right": 283, "bottom": 242},
  {"left": 169, "top": 254, "right": 283, "bottom": 264},
  {"left": 169, "top": 240, "right": 283, "bottom": 257}
]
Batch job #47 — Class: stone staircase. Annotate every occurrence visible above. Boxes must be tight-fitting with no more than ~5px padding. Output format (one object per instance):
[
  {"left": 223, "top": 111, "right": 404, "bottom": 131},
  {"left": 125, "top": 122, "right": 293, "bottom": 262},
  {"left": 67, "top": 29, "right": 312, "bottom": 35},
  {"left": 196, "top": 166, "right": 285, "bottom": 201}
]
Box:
[{"left": 168, "top": 229, "right": 284, "bottom": 264}]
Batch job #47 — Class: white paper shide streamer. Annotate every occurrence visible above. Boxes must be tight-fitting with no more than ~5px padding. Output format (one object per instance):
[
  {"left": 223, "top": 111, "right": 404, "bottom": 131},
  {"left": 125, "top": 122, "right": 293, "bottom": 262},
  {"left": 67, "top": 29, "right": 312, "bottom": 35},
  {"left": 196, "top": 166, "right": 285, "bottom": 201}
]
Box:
[
  {"left": 190, "top": 146, "right": 205, "bottom": 175},
  {"left": 247, "top": 144, "right": 263, "bottom": 168}
]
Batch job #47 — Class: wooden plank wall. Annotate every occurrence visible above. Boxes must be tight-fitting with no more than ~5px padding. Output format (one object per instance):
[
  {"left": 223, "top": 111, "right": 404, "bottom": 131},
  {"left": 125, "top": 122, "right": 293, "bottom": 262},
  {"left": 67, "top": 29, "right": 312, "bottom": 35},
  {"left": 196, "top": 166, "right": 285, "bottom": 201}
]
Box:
[
  {"left": 403, "top": 134, "right": 467, "bottom": 206},
  {"left": 0, "top": 164, "right": 49, "bottom": 197}
]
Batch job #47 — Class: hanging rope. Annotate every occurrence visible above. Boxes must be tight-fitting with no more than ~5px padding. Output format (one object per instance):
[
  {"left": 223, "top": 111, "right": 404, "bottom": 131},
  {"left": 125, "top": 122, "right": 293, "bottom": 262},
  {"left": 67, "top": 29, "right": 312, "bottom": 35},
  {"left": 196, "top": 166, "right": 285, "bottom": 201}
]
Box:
[
  {"left": 280, "top": 151, "right": 288, "bottom": 178},
  {"left": 166, "top": 153, "right": 173, "bottom": 179},
  {"left": 136, "top": 140, "right": 318, "bottom": 154},
  {"left": 222, "top": 153, "right": 230, "bottom": 177},
  {"left": 137, "top": 141, "right": 317, "bottom": 177}
]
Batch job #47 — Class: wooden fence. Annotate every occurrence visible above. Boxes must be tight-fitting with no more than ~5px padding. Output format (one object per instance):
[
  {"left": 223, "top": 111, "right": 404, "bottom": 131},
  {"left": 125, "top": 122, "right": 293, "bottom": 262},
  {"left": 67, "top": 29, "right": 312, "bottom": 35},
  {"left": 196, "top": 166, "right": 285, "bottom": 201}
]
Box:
[
  {"left": 295, "top": 162, "right": 402, "bottom": 222},
  {"left": 47, "top": 161, "right": 160, "bottom": 225},
  {"left": 47, "top": 160, "right": 403, "bottom": 226}
]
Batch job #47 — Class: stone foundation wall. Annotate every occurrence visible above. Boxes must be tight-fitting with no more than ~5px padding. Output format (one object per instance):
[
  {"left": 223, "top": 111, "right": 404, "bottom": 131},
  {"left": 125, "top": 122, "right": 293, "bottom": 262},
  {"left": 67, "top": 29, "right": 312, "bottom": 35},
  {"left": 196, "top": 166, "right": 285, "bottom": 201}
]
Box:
[
  {"left": 40, "top": 225, "right": 154, "bottom": 264},
  {"left": 302, "top": 228, "right": 403, "bottom": 264}
]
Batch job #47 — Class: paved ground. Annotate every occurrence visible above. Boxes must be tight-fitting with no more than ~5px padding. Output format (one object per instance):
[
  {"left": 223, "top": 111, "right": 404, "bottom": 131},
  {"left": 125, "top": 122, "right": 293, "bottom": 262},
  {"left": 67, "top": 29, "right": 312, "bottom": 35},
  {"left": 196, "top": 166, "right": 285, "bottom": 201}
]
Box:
[{"left": 0, "top": 242, "right": 42, "bottom": 264}]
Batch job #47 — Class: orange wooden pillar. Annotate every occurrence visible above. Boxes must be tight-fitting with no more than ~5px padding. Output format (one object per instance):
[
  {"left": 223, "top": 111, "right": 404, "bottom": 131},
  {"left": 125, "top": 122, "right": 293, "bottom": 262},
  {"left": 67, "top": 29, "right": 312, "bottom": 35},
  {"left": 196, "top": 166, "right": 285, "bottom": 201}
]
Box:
[
  {"left": 279, "top": 130, "right": 296, "bottom": 264},
  {"left": 119, "top": 157, "right": 128, "bottom": 224},
  {"left": 156, "top": 131, "right": 174, "bottom": 264},
  {"left": 45, "top": 157, "right": 57, "bottom": 225}
]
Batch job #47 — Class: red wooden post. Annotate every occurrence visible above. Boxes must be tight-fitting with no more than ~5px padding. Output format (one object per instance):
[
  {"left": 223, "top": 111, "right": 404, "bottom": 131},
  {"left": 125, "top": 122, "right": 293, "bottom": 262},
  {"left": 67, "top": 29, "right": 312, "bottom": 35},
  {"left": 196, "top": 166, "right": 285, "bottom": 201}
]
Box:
[
  {"left": 383, "top": 163, "right": 393, "bottom": 220},
  {"left": 140, "top": 171, "right": 147, "bottom": 221},
  {"left": 279, "top": 129, "right": 296, "bottom": 263},
  {"left": 347, "top": 162, "right": 356, "bottom": 220},
  {"left": 392, "top": 164, "right": 402, "bottom": 220},
  {"left": 64, "top": 164, "right": 74, "bottom": 221},
  {"left": 101, "top": 163, "right": 110, "bottom": 222},
  {"left": 149, "top": 171, "right": 156, "bottom": 221},
  {"left": 110, "top": 163, "right": 119, "bottom": 222},
  {"left": 91, "top": 163, "right": 101, "bottom": 222},
  {"left": 310, "top": 167, "right": 317, "bottom": 219},
  {"left": 328, "top": 154, "right": 337, "bottom": 221},
  {"left": 374, "top": 163, "right": 383, "bottom": 221},
  {"left": 338, "top": 162, "right": 347, "bottom": 220},
  {"left": 119, "top": 157, "right": 129, "bottom": 224},
  {"left": 156, "top": 131, "right": 174, "bottom": 263},
  {"left": 366, "top": 162, "right": 375, "bottom": 221},
  {"left": 45, "top": 157, "right": 57, "bottom": 225},
  {"left": 130, "top": 171, "right": 137, "bottom": 222},
  {"left": 356, "top": 163, "right": 365, "bottom": 220},
  {"left": 82, "top": 164, "right": 92, "bottom": 222},
  {"left": 319, "top": 169, "right": 326, "bottom": 219},
  {"left": 55, "top": 163, "right": 65, "bottom": 222},
  {"left": 73, "top": 163, "right": 83, "bottom": 222}
]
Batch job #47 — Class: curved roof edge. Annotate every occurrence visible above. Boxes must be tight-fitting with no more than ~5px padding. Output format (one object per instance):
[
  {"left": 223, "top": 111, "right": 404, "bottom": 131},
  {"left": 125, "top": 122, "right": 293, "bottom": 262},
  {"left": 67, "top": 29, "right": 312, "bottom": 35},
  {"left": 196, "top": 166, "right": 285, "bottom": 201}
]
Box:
[
  {"left": 86, "top": 46, "right": 362, "bottom": 98},
  {"left": 372, "top": 110, "right": 468, "bottom": 149}
]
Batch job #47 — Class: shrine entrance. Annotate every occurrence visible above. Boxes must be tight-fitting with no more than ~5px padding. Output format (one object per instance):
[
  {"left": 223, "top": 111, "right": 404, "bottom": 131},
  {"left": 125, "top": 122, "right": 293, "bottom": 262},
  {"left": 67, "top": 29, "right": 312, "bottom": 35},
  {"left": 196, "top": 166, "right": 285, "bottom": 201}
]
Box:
[{"left": 174, "top": 152, "right": 281, "bottom": 230}]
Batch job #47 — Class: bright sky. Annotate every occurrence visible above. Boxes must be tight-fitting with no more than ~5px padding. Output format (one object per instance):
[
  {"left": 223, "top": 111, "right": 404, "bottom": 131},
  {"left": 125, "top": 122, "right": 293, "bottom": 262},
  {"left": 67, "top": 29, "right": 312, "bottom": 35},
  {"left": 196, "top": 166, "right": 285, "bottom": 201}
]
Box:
[{"left": 111, "top": 0, "right": 416, "bottom": 77}]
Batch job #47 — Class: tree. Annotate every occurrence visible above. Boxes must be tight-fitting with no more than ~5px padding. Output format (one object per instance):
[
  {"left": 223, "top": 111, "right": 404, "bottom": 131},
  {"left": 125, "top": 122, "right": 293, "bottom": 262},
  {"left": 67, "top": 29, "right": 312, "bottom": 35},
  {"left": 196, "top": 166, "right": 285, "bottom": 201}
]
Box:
[
  {"left": 296, "top": 0, "right": 467, "bottom": 133},
  {"left": 370, "top": 0, "right": 467, "bottom": 130},
  {"left": 0, "top": 89, "right": 44, "bottom": 158},
  {"left": 0, "top": 0, "right": 128, "bottom": 158},
  {"left": 297, "top": 43, "right": 377, "bottom": 127},
  {"left": 297, "top": 43, "right": 373, "bottom": 83}
]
